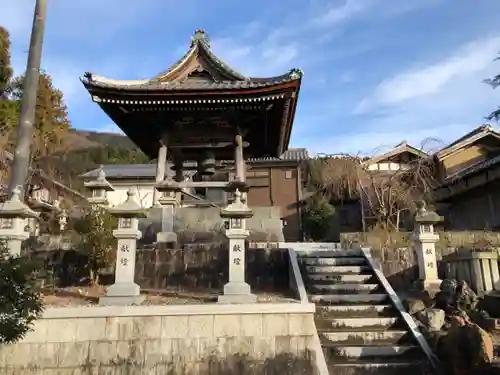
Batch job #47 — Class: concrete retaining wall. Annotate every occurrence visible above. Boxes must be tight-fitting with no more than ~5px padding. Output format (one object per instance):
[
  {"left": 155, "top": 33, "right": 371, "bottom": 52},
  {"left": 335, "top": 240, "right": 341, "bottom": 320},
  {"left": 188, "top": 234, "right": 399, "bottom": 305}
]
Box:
[
  {"left": 144, "top": 206, "right": 285, "bottom": 242},
  {"left": 0, "top": 304, "right": 318, "bottom": 375}
]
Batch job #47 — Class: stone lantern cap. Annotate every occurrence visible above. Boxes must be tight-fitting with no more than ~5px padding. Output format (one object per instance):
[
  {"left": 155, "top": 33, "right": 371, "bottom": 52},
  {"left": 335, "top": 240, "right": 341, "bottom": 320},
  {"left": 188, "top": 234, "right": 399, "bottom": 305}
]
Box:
[
  {"left": 84, "top": 166, "right": 114, "bottom": 191},
  {"left": 225, "top": 180, "right": 249, "bottom": 193},
  {"left": 155, "top": 179, "right": 182, "bottom": 192},
  {"left": 0, "top": 187, "right": 39, "bottom": 219},
  {"left": 220, "top": 189, "right": 253, "bottom": 219},
  {"left": 108, "top": 190, "right": 147, "bottom": 218},
  {"left": 414, "top": 201, "right": 443, "bottom": 224}
]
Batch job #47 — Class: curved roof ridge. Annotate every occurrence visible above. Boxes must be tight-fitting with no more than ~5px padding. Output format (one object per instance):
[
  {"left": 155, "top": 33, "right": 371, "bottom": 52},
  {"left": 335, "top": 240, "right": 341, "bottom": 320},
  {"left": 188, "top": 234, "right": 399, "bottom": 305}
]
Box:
[
  {"left": 81, "top": 30, "right": 303, "bottom": 90},
  {"left": 80, "top": 73, "right": 150, "bottom": 86}
]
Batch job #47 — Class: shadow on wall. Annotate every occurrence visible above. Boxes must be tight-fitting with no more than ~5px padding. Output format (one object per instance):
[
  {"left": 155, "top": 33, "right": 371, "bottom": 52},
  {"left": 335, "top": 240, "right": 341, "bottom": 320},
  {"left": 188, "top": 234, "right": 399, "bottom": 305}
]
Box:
[
  {"left": 31, "top": 244, "right": 291, "bottom": 295},
  {"left": 368, "top": 247, "right": 419, "bottom": 291},
  {"left": 135, "top": 244, "right": 290, "bottom": 294}
]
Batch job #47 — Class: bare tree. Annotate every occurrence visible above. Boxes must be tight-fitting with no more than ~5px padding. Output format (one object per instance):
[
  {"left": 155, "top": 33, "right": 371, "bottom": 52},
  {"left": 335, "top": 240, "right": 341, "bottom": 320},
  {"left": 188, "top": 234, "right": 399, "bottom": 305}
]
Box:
[
  {"left": 134, "top": 184, "right": 151, "bottom": 208},
  {"left": 310, "top": 138, "right": 440, "bottom": 231}
]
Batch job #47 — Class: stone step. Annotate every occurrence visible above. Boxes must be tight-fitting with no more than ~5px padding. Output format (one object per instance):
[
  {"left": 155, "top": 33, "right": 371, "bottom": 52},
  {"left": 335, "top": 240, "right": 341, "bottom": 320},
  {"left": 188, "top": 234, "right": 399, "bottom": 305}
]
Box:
[
  {"left": 317, "top": 305, "right": 396, "bottom": 318},
  {"left": 323, "top": 344, "right": 420, "bottom": 358},
  {"left": 302, "top": 257, "right": 366, "bottom": 266},
  {"left": 291, "top": 243, "right": 342, "bottom": 249},
  {"left": 316, "top": 317, "right": 399, "bottom": 330},
  {"left": 306, "top": 265, "right": 371, "bottom": 274},
  {"left": 320, "top": 330, "right": 410, "bottom": 345},
  {"left": 311, "top": 293, "right": 389, "bottom": 305},
  {"left": 327, "top": 360, "right": 429, "bottom": 375},
  {"left": 309, "top": 283, "right": 380, "bottom": 294},
  {"left": 297, "top": 249, "right": 363, "bottom": 258},
  {"left": 307, "top": 273, "right": 374, "bottom": 283}
]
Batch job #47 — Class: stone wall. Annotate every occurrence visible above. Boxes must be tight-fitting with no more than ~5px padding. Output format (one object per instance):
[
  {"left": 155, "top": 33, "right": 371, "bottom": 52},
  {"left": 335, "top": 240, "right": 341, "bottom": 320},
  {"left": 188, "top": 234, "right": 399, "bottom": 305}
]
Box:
[
  {"left": 340, "top": 231, "right": 500, "bottom": 290},
  {"left": 0, "top": 304, "right": 318, "bottom": 375},
  {"left": 35, "top": 244, "right": 290, "bottom": 294},
  {"left": 135, "top": 245, "right": 289, "bottom": 293}
]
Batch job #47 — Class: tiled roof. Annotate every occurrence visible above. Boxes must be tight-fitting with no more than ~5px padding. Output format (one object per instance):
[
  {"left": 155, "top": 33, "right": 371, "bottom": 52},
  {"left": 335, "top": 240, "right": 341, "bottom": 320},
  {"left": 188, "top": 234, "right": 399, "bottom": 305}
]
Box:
[
  {"left": 81, "top": 30, "right": 303, "bottom": 92},
  {"left": 436, "top": 124, "right": 500, "bottom": 159},
  {"left": 82, "top": 74, "right": 299, "bottom": 91},
  {"left": 444, "top": 153, "right": 500, "bottom": 183},
  {"left": 80, "top": 148, "right": 310, "bottom": 179}
]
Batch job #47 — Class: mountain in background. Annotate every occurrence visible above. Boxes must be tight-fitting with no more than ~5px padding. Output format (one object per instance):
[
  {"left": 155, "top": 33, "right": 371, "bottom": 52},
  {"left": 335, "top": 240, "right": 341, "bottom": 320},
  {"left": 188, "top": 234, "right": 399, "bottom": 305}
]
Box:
[{"left": 42, "top": 129, "right": 150, "bottom": 191}]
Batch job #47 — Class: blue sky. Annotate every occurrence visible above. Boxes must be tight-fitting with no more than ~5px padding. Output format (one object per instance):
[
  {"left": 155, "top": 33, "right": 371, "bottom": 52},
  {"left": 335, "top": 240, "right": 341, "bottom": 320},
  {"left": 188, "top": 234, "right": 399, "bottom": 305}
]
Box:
[{"left": 1, "top": 0, "right": 500, "bottom": 156}]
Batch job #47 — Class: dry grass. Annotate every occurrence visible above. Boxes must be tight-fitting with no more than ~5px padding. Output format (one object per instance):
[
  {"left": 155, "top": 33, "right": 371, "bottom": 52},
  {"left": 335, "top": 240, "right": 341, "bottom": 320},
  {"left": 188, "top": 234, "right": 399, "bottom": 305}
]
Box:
[{"left": 40, "top": 286, "right": 293, "bottom": 307}]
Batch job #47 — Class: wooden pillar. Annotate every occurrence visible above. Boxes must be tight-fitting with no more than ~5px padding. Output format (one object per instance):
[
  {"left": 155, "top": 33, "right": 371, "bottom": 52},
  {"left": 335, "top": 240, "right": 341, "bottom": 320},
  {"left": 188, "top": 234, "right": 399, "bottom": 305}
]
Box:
[{"left": 153, "top": 142, "right": 167, "bottom": 206}]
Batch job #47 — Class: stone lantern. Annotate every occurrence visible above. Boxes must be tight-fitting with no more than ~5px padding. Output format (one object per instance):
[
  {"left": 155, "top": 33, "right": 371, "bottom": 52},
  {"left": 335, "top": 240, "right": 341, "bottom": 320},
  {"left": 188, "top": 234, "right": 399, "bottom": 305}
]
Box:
[
  {"left": 154, "top": 179, "right": 181, "bottom": 244},
  {"left": 99, "top": 189, "right": 147, "bottom": 306},
  {"left": 84, "top": 166, "right": 114, "bottom": 206},
  {"left": 218, "top": 180, "right": 256, "bottom": 304},
  {"left": 412, "top": 201, "right": 443, "bottom": 292},
  {"left": 0, "top": 187, "right": 39, "bottom": 256}
]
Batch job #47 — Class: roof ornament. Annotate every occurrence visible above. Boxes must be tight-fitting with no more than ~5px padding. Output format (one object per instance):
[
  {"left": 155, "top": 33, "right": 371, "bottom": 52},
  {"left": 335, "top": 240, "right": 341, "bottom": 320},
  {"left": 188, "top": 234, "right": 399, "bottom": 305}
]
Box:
[
  {"left": 191, "top": 29, "right": 210, "bottom": 48},
  {"left": 289, "top": 68, "right": 304, "bottom": 80},
  {"left": 10, "top": 186, "right": 22, "bottom": 202},
  {"left": 97, "top": 165, "right": 106, "bottom": 181},
  {"left": 83, "top": 72, "right": 93, "bottom": 83}
]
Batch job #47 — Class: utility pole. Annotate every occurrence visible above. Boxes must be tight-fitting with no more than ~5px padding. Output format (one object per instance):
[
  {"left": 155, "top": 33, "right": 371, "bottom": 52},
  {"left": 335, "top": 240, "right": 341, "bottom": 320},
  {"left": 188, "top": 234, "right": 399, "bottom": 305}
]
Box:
[{"left": 8, "top": 0, "right": 47, "bottom": 198}]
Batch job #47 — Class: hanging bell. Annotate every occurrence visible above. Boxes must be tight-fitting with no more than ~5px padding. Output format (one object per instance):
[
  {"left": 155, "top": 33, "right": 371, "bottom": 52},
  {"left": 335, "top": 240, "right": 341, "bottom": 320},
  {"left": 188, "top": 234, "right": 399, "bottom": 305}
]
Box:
[{"left": 197, "top": 150, "right": 216, "bottom": 175}]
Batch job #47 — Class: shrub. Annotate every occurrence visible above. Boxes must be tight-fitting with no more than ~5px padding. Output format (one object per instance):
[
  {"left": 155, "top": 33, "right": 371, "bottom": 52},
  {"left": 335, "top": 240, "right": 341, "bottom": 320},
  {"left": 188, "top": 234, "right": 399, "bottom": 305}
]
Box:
[{"left": 0, "top": 241, "right": 44, "bottom": 344}]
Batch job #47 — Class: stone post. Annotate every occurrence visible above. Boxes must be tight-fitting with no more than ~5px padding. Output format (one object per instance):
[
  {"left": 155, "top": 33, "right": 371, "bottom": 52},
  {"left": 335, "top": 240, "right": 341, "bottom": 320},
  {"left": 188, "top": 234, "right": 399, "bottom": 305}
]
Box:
[
  {"left": 154, "top": 179, "right": 180, "bottom": 244},
  {"left": 218, "top": 181, "right": 256, "bottom": 304},
  {"left": 153, "top": 143, "right": 168, "bottom": 206},
  {"left": 0, "top": 187, "right": 39, "bottom": 256},
  {"left": 412, "top": 201, "right": 443, "bottom": 292},
  {"left": 84, "top": 166, "right": 114, "bottom": 206},
  {"left": 99, "top": 189, "right": 147, "bottom": 306}
]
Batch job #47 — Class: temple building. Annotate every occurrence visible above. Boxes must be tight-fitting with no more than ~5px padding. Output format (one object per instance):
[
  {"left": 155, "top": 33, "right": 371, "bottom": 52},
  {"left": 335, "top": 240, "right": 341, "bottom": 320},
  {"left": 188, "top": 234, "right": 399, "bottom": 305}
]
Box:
[{"left": 80, "top": 30, "right": 305, "bottom": 241}]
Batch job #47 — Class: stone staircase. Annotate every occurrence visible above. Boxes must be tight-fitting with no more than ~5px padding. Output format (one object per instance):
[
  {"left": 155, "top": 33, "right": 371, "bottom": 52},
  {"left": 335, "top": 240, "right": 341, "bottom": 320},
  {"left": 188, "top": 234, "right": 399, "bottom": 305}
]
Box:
[{"left": 295, "top": 246, "right": 436, "bottom": 375}]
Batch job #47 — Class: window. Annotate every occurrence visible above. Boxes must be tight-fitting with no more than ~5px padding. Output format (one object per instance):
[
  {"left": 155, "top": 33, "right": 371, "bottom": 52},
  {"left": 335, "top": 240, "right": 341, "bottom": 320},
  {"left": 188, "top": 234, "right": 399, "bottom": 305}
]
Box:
[{"left": 285, "top": 170, "right": 293, "bottom": 179}]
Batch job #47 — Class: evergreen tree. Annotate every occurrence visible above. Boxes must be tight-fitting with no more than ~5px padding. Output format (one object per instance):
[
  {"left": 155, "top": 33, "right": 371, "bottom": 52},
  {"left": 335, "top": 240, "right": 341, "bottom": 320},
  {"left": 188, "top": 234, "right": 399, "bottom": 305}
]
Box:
[
  {"left": 11, "top": 71, "right": 71, "bottom": 160},
  {"left": 69, "top": 207, "right": 117, "bottom": 285},
  {"left": 0, "top": 26, "right": 13, "bottom": 97},
  {"left": 0, "top": 242, "right": 44, "bottom": 344},
  {"left": 0, "top": 26, "right": 16, "bottom": 140}
]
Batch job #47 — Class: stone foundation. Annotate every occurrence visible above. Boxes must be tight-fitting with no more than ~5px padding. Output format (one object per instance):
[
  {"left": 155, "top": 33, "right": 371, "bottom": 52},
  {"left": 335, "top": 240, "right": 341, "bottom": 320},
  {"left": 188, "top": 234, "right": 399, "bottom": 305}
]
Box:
[
  {"left": 144, "top": 206, "right": 285, "bottom": 243},
  {"left": 0, "top": 304, "right": 318, "bottom": 374}
]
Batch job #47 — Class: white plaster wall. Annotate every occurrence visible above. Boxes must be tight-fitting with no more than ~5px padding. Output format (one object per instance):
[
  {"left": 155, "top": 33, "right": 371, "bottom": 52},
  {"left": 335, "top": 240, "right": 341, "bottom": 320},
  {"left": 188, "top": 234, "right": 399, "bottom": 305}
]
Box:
[
  {"left": 0, "top": 304, "right": 319, "bottom": 375},
  {"left": 106, "top": 181, "right": 155, "bottom": 207},
  {"left": 367, "top": 162, "right": 411, "bottom": 171}
]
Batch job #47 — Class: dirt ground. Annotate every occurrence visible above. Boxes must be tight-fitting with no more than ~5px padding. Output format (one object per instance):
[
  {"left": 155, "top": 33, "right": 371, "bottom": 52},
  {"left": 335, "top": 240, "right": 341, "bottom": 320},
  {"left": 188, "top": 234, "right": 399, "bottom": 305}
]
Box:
[{"left": 41, "top": 286, "right": 294, "bottom": 307}]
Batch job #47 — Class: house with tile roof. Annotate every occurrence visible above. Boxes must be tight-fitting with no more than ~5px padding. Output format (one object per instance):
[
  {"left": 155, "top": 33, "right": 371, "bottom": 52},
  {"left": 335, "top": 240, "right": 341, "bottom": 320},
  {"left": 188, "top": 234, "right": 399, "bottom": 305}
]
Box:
[{"left": 433, "top": 124, "right": 500, "bottom": 229}]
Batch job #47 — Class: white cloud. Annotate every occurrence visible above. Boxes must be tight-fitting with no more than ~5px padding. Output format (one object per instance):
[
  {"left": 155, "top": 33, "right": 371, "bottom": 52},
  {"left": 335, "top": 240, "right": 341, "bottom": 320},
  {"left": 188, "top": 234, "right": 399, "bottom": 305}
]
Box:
[
  {"left": 356, "top": 36, "right": 500, "bottom": 112},
  {"left": 311, "top": 0, "right": 374, "bottom": 27},
  {"left": 294, "top": 123, "right": 472, "bottom": 156}
]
